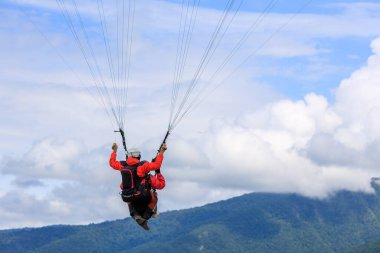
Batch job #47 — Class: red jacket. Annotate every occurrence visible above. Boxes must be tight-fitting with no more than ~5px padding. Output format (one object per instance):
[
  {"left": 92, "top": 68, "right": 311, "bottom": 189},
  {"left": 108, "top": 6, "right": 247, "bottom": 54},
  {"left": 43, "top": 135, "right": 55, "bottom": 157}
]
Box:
[{"left": 109, "top": 151, "right": 166, "bottom": 190}]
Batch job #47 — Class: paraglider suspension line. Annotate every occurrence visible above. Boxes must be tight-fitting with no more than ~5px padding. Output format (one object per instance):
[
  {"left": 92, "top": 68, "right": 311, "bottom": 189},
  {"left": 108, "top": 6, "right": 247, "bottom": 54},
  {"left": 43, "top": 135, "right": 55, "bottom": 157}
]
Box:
[
  {"left": 114, "top": 128, "right": 127, "bottom": 152},
  {"left": 159, "top": 130, "right": 170, "bottom": 151}
]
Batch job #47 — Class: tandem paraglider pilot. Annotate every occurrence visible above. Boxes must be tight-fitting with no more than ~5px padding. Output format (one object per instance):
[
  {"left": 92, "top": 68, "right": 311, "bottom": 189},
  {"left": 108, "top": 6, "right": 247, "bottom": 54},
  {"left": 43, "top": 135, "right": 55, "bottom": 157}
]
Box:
[{"left": 109, "top": 142, "right": 167, "bottom": 230}]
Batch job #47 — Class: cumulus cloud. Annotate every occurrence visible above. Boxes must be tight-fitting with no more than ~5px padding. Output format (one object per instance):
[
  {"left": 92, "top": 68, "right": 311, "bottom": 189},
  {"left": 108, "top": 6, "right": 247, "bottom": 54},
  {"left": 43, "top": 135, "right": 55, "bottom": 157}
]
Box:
[
  {"left": 158, "top": 36, "right": 380, "bottom": 204},
  {"left": 180, "top": 36, "right": 380, "bottom": 198},
  {"left": 334, "top": 37, "right": 380, "bottom": 140},
  {"left": 2, "top": 138, "right": 83, "bottom": 179},
  {"left": 0, "top": 138, "right": 130, "bottom": 228}
]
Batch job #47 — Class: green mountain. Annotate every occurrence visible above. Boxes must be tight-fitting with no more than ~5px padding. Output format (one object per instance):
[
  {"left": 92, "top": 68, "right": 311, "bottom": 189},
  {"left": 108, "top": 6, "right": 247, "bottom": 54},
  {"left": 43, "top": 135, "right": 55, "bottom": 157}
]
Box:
[
  {"left": 343, "top": 235, "right": 380, "bottom": 253},
  {"left": 2, "top": 180, "right": 380, "bottom": 253}
]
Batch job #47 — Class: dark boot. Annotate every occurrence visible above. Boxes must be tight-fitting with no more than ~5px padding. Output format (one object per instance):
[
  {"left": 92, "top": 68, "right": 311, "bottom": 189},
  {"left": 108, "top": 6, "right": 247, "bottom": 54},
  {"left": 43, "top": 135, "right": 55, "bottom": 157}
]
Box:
[
  {"left": 140, "top": 220, "right": 149, "bottom": 231},
  {"left": 134, "top": 215, "right": 149, "bottom": 231}
]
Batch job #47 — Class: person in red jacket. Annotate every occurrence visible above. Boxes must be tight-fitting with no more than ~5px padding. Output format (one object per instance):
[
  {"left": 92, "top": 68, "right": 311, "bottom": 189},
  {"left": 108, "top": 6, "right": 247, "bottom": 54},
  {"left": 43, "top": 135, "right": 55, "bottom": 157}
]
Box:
[{"left": 109, "top": 143, "right": 167, "bottom": 230}]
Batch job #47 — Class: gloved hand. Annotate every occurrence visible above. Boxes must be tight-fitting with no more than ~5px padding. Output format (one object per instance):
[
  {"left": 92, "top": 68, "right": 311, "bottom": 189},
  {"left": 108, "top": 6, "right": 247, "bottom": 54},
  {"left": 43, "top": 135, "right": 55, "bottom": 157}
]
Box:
[
  {"left": 112, "top": 143, "right": 118, "bottom": 152},
  {"left": 159, "top": 143, "right": 167, "bottom": 153}
]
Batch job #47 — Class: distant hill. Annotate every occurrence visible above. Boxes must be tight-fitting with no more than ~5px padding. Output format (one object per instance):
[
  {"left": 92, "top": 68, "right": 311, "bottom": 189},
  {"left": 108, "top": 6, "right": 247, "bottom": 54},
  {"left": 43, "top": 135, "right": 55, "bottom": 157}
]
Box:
[
  {"left": 2, "top": 180, "right": 380, "bottom": 253},
  {"left": 342, "top": 235, "right": 380, "bottom": 253}
]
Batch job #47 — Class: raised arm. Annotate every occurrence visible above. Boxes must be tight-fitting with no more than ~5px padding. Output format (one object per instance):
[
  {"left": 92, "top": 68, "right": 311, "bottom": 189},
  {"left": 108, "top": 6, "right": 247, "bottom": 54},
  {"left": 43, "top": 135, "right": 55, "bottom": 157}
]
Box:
[
  {"left": 109, "top": 143, "right": 123, "bottom": 171},
  {"left": 137, "top": 153, "right": 163, "bottom": 177},
  {"left": 137, "top": 144, "right": 167, "bottom": 177}
]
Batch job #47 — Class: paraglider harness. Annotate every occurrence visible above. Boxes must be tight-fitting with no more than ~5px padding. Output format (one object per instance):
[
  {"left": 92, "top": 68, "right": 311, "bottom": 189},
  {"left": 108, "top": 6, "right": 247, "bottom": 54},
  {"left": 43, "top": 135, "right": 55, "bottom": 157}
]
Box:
[
  {"left": 119, "top": 161, "right": 152, "bottom": 203},
  {"left": 115, "top": 128, "right": 166, "bottom": 204}
]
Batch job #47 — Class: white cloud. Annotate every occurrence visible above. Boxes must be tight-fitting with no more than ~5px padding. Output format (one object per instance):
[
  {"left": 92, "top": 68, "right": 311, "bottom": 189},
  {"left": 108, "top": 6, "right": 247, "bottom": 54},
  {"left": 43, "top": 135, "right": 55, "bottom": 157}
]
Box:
[
  {"left": 0, "top": 138, "right": 132, "bottom": 228},
  {"left": 197, "top": 37, "right": 380, "bottom": 197},
  {"left": 332, "top": 36, "right": 380, "bottom": 152},
  {"left": 155, "top": 36, "right": 380, "bottom": 205}
]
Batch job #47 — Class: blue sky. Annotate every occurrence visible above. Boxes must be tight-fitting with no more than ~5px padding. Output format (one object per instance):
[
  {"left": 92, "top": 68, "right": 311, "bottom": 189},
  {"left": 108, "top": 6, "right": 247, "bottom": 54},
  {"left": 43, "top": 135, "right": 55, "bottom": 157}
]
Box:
[
  {"left": 1, "top": 0, "right": 380, "bottom": 229},
  {"left": 159, "top": 0, "right": 380, "bottom": 101}
]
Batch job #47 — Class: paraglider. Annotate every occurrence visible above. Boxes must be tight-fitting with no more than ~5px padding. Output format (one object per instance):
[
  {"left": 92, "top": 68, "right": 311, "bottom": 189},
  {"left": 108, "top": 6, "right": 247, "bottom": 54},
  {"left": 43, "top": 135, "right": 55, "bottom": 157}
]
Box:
[{"left": 109, "top": 143, "right": 167, "bottom": 230}]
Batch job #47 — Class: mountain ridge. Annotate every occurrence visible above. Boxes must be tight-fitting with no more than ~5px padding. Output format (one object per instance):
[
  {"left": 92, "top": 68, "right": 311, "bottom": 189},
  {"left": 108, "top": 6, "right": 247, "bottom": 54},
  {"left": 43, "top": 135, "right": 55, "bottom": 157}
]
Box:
[{"left": 2, "top": 182, "right": 380, "bottom": 253}]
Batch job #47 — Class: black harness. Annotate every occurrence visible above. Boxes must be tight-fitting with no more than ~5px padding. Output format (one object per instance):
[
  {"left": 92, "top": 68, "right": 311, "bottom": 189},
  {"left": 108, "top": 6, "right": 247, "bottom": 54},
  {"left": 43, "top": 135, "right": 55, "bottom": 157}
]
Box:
[{"left": 120, "top": 161, "right": 151, "bottom": 203}]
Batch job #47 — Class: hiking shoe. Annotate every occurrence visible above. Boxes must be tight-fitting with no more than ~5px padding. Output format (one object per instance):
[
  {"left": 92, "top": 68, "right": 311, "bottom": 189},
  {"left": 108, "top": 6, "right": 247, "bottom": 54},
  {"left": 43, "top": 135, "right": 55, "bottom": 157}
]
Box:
[
  {"left": 140, "top": 220, "right": 149, "bottom": 231},
  {"left": 134, "top": 215, "right": 145, "bottom": 225},
  {"left": 134, "top": 215, "right": 149, "bottom": 230}
]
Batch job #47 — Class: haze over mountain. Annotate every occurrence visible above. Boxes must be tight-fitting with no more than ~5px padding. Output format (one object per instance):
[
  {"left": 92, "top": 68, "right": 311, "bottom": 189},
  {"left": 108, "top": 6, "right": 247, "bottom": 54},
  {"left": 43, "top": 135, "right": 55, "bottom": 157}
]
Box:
[{"left": 2, "top": 179, "right": 380, "bottom": 253}]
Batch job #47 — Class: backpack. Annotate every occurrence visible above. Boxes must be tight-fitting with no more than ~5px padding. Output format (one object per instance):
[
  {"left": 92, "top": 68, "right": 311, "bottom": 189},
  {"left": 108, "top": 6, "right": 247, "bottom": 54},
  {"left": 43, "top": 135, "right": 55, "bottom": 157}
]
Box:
[{"left": 120, "top": 161, "right": 150, "bottom": 203}]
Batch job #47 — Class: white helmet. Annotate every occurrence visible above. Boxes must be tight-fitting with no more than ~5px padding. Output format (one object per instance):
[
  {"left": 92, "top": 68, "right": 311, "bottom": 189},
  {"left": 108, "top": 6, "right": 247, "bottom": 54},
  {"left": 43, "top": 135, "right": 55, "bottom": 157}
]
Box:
[{"left": 128, "top": 148, "right": 141, "bottom": 158}]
